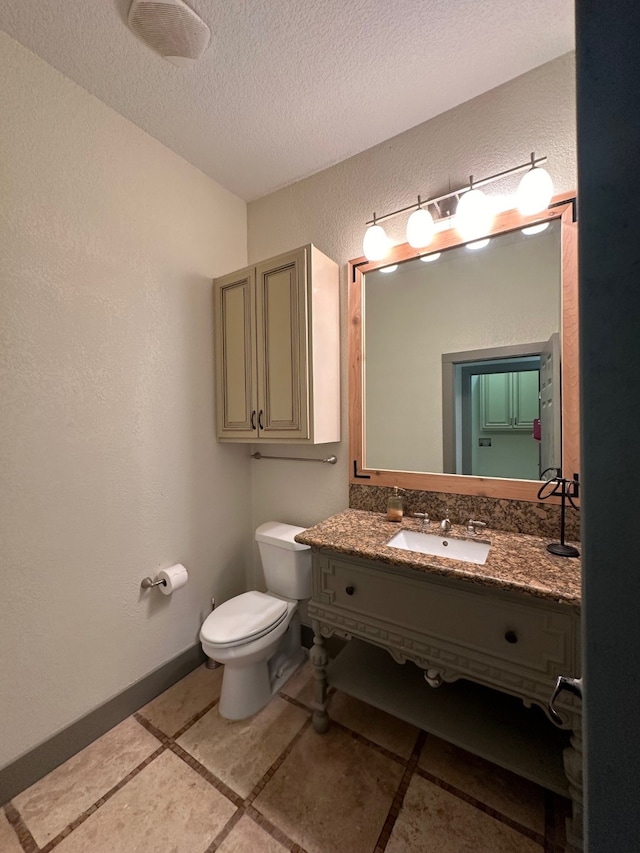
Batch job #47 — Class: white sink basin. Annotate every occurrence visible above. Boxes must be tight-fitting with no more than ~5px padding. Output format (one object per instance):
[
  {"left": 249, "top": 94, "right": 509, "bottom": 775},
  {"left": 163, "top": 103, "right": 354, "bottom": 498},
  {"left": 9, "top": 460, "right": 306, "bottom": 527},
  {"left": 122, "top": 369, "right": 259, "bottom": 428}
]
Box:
[{"left": 386, "top": 529, "right": 490, "bottom": 565}]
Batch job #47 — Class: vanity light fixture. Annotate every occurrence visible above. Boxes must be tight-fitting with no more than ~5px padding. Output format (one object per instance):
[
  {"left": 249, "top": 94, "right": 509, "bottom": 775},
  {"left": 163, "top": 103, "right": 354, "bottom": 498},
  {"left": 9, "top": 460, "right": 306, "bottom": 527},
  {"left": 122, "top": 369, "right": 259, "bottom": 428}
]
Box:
[
  {"left": 361, "top": 154, "right": 552, "bottom": 261},
  {"left": 517, "top": 153, "right": 554, "bottom": 216},
  {"left": 362, "top": 214, "right": 390, "bottom": 261},
  {"left": 454, "top": 178, "right": 495, "bottom": 241},
  {"left": 420, "top": 252, "right": 441, "bottom": 263},
  {"left": 406, "top": 197, "right": 435, "bottom": 248}
]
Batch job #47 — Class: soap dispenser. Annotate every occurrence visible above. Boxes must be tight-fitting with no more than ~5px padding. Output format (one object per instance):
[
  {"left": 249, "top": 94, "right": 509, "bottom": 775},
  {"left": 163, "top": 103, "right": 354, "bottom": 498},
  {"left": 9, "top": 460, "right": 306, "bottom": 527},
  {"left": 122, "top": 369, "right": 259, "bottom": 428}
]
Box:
[{"left": 386, "top": 487, "right": 405, "bottom": 522}]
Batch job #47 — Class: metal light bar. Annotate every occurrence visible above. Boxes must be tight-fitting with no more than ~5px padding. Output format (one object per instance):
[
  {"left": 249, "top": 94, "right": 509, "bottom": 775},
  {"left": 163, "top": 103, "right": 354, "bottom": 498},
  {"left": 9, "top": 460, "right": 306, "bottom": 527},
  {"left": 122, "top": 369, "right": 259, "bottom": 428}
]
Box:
[{"left": 365, "top": 154, "right": 547, "bottom": 227}]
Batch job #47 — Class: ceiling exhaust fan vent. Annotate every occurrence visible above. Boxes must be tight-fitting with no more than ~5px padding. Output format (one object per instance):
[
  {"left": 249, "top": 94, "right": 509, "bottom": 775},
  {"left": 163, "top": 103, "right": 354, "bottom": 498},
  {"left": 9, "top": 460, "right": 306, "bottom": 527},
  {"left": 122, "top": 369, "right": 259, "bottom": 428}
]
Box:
[{"left": 128, "top": 0, "right": 211, "bottom": 66}]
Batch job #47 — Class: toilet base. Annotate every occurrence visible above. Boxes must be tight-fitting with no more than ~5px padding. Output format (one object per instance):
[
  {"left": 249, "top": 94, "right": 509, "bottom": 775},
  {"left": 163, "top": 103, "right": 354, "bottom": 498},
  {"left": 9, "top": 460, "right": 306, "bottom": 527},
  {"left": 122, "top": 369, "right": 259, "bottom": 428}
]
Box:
[{"left": 217, "top": 615, "right": 306, "bottom": 720}]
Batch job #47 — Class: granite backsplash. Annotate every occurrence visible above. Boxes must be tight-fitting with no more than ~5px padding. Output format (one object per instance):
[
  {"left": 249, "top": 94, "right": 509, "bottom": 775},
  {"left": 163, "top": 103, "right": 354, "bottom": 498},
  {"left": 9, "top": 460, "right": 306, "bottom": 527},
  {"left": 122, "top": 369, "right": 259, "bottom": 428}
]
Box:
[{"left": 349, "top": 484, "right": 580, "bottom": 542}]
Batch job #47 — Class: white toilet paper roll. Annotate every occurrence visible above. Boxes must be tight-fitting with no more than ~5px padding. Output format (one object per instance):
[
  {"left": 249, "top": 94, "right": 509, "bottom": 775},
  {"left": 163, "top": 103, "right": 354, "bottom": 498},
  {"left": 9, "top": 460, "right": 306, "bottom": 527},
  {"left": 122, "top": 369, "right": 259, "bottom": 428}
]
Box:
[{"left": 157, "top": 564, "right": 188, "bottom": 595}]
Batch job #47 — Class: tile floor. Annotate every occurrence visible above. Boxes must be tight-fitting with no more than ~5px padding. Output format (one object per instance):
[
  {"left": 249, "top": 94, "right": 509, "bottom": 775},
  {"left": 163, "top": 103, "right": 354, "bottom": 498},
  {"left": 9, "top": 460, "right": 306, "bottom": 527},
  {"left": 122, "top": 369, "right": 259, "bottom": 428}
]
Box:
[{"left": 2, "top": 658, "right": 571, "bottom": 853}]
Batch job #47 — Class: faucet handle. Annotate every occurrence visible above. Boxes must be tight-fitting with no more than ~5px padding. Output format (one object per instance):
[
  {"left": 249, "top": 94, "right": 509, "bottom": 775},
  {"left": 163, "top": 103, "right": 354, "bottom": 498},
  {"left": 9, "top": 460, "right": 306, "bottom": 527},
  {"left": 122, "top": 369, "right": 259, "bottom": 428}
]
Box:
[
  {"left": 413, "top": 512, "right": 430, "bottom": 530},
  {"left": 466, "top": 519, "right": 487, "bottom": 535}
]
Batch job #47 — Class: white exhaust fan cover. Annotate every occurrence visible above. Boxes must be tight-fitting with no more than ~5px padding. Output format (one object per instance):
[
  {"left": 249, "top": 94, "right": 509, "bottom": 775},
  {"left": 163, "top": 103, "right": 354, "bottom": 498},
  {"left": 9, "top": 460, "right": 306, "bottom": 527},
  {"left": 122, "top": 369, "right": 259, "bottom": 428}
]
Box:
[{"left": 128, "top": 0, "right": 211, "bottom": 66}]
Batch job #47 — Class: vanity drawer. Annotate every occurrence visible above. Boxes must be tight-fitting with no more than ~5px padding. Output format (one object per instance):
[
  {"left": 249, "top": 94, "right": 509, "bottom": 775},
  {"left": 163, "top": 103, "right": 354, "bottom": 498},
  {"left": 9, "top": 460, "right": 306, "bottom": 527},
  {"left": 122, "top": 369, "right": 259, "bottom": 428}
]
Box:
[{"left": 314, "top": 553, "right": 578, "bottom": 681}]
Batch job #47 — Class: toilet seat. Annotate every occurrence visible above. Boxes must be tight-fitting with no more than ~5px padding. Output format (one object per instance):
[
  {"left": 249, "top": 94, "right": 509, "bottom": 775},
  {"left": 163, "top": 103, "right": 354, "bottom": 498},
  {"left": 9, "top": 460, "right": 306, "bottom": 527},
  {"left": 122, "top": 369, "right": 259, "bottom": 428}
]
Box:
[{"left": 200, "top": 591, "right": 289, "bottom": 649}]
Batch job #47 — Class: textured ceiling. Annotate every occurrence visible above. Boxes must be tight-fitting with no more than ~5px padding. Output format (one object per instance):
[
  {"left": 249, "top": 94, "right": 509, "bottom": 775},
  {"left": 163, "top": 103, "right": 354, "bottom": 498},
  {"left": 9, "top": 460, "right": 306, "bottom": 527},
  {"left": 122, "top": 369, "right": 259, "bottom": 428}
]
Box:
[{"left": 0, "top": 0, "right": 574, "bottom": 201}]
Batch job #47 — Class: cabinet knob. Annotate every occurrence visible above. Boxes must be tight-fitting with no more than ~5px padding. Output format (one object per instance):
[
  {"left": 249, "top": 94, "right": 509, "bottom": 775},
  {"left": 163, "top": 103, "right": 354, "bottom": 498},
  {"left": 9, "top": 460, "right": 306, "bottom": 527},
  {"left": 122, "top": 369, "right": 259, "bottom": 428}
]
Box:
[
  {"left": 504, "top": 630, "right": 518, "bottom": 644},
  {"left": 345, "top": 586, "right": 355, "bottom": 596}
]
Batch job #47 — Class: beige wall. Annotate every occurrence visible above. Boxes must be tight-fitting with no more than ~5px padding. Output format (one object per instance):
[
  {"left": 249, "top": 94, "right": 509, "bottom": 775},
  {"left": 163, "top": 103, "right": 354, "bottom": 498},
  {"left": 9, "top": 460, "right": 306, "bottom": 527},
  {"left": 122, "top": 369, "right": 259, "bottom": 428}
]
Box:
[
  {"left": 247, "top": 52, "right": 577, "bottom": 579},
  {"left": 0, "top": 34, "right": 250, "bottom": 769}
]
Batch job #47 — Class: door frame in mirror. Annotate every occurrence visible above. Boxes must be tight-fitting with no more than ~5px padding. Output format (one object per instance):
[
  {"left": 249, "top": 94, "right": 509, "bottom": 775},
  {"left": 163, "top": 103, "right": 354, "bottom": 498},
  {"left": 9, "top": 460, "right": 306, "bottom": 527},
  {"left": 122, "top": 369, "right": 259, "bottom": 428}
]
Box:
[{"left": 348, "top": 192, "right": 578, "bottom": 502}]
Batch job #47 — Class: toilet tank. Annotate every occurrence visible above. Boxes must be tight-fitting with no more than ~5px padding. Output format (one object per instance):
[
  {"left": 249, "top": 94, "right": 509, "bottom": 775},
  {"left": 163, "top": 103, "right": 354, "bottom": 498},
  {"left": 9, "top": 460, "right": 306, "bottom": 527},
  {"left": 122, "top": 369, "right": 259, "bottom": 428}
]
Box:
[{"left": 255, "top": 522, "right": 312, "bottom": 599}]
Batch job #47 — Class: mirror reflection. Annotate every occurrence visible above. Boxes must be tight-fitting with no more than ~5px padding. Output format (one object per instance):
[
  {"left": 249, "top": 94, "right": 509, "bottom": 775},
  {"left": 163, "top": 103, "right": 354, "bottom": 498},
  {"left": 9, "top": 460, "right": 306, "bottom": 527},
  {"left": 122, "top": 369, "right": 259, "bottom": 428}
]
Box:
[{"left": 363, "top": 220, "right": 561, "bottom": 481}]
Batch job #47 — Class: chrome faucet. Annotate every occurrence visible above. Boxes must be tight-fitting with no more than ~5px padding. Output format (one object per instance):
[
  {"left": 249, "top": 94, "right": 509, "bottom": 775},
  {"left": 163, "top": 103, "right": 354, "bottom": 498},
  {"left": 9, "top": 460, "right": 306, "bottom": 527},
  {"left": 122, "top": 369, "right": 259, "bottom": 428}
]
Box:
[
  {"left": 439, "top": 509, "right": 452, "bottom": 532},
  {"left": 466, "top": 519, "right": 487, "bottom": 536},
  {"left": 414, "top": 511, "right": 430, "bottom": 531}
]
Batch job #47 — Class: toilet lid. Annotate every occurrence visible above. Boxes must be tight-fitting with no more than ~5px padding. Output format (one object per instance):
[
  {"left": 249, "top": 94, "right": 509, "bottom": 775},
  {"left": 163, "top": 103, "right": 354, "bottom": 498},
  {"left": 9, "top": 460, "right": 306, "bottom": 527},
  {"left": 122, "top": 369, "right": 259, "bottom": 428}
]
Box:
[{"left": 200, "top": 591, "right": 289, "bottom": 647}]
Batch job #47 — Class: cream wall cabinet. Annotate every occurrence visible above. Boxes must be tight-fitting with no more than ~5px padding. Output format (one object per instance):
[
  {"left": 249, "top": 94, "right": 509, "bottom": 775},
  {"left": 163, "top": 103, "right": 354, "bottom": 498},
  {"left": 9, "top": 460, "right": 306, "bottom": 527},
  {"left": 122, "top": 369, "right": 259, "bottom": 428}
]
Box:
[
  {"left": 479, "top": 370, "right": 539, "bottom": 431},
  {"left": 308, "top": 549, "right": 583, "bottom": 850},
  {"left": 214, "top": 245, "right": 339, "bottom": 443}
]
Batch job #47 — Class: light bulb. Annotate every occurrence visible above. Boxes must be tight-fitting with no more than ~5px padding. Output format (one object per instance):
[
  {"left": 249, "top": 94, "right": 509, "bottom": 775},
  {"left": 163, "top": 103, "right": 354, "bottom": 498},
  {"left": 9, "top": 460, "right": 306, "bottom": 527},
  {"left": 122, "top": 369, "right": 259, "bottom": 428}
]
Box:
[
  {"left": 380, "top": 264, "right": 398, "bottom": 274},
  {"left": 363, "top": 223, "right": 390, "bottom": 261},
  {"left": 466, "top": 238, "right": 490, "bottom": 251},
  {"left": 420, "top": 252, "right": 441, "bottom": 263},
  {"left": 455, "top": 188, "right": 494, "bottom": 241},
  {"left": 406, "top": 207, "right": 435, "bottom": 248},
  {"left": 521, "top": 222, "right": 550, "bottom": 236},
  {"left": 517, "top": 166, "right": 553, "bottom": 216}
]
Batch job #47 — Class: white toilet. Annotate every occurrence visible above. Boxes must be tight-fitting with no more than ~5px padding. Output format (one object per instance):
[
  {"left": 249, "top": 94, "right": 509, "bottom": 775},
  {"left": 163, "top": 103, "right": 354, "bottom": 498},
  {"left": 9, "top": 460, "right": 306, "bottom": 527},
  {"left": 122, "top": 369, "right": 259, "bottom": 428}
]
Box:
[{"left": 200, "top": 521, "right": 311, "bottom": 720}]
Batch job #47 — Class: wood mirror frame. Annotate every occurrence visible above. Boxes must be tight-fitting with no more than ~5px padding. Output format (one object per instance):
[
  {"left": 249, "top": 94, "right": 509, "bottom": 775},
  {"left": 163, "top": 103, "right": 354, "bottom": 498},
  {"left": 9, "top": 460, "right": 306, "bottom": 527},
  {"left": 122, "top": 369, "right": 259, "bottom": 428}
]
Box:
[{"left": 348, "top": 192, "right": 579, "bottom": 502}]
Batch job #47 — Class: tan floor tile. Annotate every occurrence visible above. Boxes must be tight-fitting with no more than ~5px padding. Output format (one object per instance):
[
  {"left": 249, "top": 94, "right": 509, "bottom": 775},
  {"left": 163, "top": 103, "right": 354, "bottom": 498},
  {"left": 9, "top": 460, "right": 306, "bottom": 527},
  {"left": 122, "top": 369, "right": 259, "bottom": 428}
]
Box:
[
  {"left": 177, "top": 696, "right": 308, "bottom": 798},
  {"left": 279, "top": 658, "right": 315, "bottom": 707},
  {"left": 386, "top": 773, "right": 543, "bottom": 853},
  {"left": 54, "top": 749, "right": 236, "bottom": 853},
  {"left": 0, "top": 810, "right": 23, "bottom": 853},
  {"left": 253, "top": 724, "right": 404, "bottom": 853},
  {"left": 138, "top": 663, "right": 223, "bottom": 736},
  {"left": 418, "top": 735, "right": 545, "bottom": 834},
  {"left": 13, "top": 716, "right": 159, "bottom": 847},
  {"left": 216, "top": 814, "right": 290, "bottom": 853},
  {"left": 328, "top": 691, "right": 419, "bottom": 759}
]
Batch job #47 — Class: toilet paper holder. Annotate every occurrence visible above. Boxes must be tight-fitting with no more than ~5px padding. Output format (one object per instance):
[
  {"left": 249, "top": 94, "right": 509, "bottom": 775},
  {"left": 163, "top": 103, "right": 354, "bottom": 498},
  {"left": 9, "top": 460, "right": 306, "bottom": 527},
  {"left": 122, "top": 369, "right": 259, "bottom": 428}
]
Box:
[
  {"left": 141, "top": 564, "right": 188, "bottom": 595},
  {"left": 141, "top": 576, "right": 167, "bottom": 590}
]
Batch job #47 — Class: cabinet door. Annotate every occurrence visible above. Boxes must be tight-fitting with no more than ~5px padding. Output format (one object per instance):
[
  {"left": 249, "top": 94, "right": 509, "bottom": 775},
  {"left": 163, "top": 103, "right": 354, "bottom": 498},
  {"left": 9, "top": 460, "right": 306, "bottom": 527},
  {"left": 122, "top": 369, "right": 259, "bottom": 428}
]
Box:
[
  {"left": 479, "top": 372, "right": 512, "bottom": 430},
  {"left": 480, "top": 371, "right": 539, "bottom": 431},
  {"left": 214, "top": 268, "right": 258, "bottom": 439},
  {"left": 255, "top": 248, "right": 309, "bottom": 440},
  {"left": 540, "top": 334, "right": 561, "bottom": 471},
  {"left": 513, "top": 370, "right": 539, "bottom": 430}
]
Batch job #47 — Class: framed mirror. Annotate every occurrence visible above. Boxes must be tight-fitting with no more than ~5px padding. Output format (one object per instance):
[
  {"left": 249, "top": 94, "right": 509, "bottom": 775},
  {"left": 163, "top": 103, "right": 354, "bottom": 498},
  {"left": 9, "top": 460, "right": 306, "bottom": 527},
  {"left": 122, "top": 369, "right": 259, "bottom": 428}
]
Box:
[{"left": 348, "top": 193, "right": 578, "bottom": 502}]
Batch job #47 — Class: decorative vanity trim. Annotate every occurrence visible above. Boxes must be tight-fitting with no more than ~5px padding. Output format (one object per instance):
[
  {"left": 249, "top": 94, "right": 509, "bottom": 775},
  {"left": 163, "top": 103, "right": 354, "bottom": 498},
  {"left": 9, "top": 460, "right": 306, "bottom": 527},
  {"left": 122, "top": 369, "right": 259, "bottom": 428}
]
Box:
[{"left": 310, "top": 549, "right": 579, "bottom": 715}]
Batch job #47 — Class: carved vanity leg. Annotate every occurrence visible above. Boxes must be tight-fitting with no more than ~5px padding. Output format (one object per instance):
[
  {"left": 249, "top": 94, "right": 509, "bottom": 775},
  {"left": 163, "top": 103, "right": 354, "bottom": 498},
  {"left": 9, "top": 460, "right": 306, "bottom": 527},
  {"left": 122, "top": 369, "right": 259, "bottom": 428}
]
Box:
[
  {"left": 563, "top": 718, "right": 584, "bottom": 852},
  {"left": 309, "top": 619, "right": 330, "bottom": 733}
]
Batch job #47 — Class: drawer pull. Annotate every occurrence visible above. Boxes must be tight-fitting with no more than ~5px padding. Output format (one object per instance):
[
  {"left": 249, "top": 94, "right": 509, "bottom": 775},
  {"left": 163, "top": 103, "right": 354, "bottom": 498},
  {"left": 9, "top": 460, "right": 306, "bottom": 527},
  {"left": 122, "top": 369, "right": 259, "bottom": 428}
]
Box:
[
  {"left": 504, "top": 630, "right": 518, "bottom": 644},
  {"left": 424, "top": 668, "right": 443, "bottom": 688},
  {"left": 345, "top": 585, "right": 355, "bottom": 596}
]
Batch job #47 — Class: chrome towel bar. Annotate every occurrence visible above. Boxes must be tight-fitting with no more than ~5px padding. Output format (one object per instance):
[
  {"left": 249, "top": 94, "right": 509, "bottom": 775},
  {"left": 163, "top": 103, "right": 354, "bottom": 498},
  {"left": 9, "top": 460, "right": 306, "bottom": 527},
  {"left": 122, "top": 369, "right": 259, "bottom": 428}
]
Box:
[{"left": 250, "top": 452, "right": 337, "bottom": 464}]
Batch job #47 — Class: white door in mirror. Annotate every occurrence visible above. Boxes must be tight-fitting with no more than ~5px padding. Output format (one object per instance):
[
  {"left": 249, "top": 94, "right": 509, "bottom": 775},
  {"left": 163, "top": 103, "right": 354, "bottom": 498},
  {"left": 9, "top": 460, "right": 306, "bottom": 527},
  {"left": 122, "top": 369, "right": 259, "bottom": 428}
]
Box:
[{"left": 386, "top": 530, "right": 490, "bottom": 564}]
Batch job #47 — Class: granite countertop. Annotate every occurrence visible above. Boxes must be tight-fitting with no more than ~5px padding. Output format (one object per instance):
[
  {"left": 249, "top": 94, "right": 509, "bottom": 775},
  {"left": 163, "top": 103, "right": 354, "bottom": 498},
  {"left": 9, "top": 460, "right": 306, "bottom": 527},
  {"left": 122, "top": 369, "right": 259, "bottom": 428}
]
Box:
[{"left": 295, "top": 508, "right": 581, "bottom": 607}]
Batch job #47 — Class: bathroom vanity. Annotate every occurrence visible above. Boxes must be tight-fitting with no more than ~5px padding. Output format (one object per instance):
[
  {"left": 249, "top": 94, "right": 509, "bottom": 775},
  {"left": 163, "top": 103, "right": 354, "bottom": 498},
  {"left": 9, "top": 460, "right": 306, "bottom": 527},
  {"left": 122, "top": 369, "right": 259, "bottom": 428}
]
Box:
[{"left": 297, "top": 509, "right": 582, "bottom": 851}]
